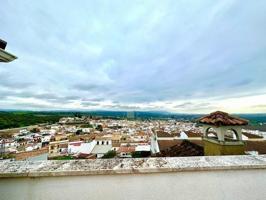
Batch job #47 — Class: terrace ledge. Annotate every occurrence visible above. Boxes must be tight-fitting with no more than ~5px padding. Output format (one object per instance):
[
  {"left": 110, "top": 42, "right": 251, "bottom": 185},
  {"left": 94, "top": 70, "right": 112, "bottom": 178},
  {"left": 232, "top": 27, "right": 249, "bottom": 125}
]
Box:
[{"left": 0, "top": 155, "right": 266, "bottom": 178}]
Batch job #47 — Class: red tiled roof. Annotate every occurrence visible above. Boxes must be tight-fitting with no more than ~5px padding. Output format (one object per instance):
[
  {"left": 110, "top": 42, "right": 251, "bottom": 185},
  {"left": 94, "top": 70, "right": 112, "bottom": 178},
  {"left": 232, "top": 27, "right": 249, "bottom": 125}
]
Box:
[
  {"left": 158, "top": 140, "right": 183, "bottom": 151},
  {"left": 76, "top": 153, "right": 96, "bottom": 159},
  {"left": 158, "top": 140, "right": 203, "bottom": 157},
  {"left": 59, "top": 143, "right": 68, "bottom": 148},
  {"left": 198, "top": 111, "right": 248, "bottom": 126},
  {"left": 118, "top": 146, "right": 135, "bottom": 153},
  {"left": 159, "top": 139, "right": 266, "bottom": 155},
  {"left": 184, "top": 131, "right": 202, "bottom": 137},
  {"left": 157, "top": 131, "right": 179, "bottom": 137},
  {"left": 245, "top": 141, "right": 266, "bottom": 154},
  {"left": 69, "top": 141, "right": 83, "bottom": 146},
  {"left": 242, "top": 132, "right": 263, "bottom": 139}
]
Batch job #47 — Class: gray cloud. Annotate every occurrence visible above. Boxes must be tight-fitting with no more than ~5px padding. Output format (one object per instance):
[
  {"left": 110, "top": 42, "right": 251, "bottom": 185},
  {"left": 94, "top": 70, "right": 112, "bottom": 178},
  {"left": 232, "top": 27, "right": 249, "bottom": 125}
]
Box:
[
  {"left": 0, "top": 89, "right": 80, "bottom": 104},
  {"left": 106, "top": 104, "right": 142, "bottom": 110},
  {"left": 80, "top": 101, "right": 100, "bottom": 107},
  {"left": 174, "top": 102, "right": 194, "bottom": 109},
  {"left": 73, "top": 84, "right": 108, "bottom": 92},
  {"left": 10, "top": 102, "right": 56, "bottom": 110},
  {"left": 173, "top": 102, "right": 215, "bottom": 112},
  {"left": 81, "top": 97, "right": 105, "bottom": 102},
  {"left": 0, "top": 73, "right": 32, "bottom": 89}
]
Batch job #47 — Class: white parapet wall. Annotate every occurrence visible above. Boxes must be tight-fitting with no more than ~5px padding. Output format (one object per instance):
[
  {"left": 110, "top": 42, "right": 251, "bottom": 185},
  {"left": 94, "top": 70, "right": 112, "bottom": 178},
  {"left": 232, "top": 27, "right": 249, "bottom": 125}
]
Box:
[{"left": 0, "top": 155, "right": 266, "bottom": 200}]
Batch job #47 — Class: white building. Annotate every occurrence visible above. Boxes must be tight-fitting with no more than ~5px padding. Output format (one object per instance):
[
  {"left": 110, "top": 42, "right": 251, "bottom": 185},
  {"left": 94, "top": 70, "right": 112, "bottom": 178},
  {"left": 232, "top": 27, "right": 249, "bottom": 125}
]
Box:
[{"left": 68, "top": 141, "right": 96, "bottom": 155}]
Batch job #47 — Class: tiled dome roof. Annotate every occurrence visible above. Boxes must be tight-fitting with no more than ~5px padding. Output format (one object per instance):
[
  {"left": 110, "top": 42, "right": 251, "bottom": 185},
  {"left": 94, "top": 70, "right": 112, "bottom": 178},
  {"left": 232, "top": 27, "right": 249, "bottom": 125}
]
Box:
[{"left": 198, "top": 111, "right": 248, "bottom": 126}]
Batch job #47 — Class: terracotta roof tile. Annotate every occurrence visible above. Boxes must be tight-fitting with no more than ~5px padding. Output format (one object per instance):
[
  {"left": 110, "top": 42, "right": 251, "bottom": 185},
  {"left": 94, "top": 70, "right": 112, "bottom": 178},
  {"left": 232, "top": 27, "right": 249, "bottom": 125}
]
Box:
[
  {"left": 158, "top": 140, "right": 182, "bottom": 151},
  {"left": 118, "top": 146, "right": 135, "bottom": 153},
  {"left": 184, "top": 131, "right": 202, "bottom": 137},
  {"left": 198, "top": 111, "right": 248, "bottom": 126},
  {"left": 158, "top": 140, "right": 203, "bottom": 157},
  {"left": 242, "top": 132, "right": 263, "bottom": 139},
  {"left": 157, "top": 131, "right": 179, "bottom": 137},
  {"left": 245, "top": 141, "right": 266, "bottom": 154},
  {"left": 159, "top": 139, "right": 266, "bottom": 155}
]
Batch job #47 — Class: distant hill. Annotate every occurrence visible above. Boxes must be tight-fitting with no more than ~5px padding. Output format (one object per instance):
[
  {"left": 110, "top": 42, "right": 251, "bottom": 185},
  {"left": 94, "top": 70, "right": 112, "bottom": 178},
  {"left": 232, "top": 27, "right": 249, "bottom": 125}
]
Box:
[{"left": 0, "top": 110, "right": 266, "bottom": 130}]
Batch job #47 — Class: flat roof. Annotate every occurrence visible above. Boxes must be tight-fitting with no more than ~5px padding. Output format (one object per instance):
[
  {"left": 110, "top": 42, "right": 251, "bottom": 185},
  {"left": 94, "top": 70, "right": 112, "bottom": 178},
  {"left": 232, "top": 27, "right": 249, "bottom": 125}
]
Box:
[{"left": 91, "top": 145, "right": 112, "bottom": 154}]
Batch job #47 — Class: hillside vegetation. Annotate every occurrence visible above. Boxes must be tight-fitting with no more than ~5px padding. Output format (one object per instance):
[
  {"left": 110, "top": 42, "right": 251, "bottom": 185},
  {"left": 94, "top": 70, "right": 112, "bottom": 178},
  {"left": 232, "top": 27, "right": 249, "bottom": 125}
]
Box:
[{"left": 0, "top": 112, "right": 61, "bottom": 130}]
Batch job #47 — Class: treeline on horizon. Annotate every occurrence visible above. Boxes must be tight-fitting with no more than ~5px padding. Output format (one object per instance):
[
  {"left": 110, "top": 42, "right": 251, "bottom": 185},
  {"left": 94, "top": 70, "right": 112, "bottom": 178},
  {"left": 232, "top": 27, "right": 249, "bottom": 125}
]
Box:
[
  {"left": 0, "top": 111, "right": 200, "bottom": 130},
  {"left": 0, "top": 111, "right": 266, "bottom": 130}
]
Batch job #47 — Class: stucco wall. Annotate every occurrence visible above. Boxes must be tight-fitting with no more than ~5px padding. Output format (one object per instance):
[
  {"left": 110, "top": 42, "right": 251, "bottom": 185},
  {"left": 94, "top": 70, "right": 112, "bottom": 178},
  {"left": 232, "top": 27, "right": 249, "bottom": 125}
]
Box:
[
  {"left": 204, "top": 139, "right": 245, "bottom": 155},
  {"left": 1, "top": 155, "right": 266, "bottom": 200},
  {"left": 15, "top": 147, "right": 48, "bottom": 160},
  {"left": 0, "top": 169, "right": 266, "bottom": 200}
]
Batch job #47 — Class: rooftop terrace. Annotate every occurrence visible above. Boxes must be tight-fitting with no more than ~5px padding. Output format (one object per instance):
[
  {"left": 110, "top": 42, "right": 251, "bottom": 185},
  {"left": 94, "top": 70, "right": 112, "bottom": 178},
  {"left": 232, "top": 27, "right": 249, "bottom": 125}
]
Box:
[
  {"left": 1, "top": 155, "right": 266, "bottom": 200},
  {"left": 1, "top": 155, "right": 266, "bottom": 178}
]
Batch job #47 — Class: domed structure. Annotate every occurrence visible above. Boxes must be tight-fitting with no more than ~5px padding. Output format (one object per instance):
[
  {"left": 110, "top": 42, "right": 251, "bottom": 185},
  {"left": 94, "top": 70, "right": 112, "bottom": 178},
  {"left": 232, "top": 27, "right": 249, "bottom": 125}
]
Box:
[{"left": 197, "top": 111, "right": 249, "bottom": 156}]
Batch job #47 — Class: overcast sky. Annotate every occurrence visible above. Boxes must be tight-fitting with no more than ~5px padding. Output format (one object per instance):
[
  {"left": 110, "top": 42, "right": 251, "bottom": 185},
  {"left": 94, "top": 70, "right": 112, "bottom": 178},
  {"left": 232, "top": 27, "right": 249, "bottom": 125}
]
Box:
[{"left": 0, "top": 0, "right": 266, "bottom": 113}]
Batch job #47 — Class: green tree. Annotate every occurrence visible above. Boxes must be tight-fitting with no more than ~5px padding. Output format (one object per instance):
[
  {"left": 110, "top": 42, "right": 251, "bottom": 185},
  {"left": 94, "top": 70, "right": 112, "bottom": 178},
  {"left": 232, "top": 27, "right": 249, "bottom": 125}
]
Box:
[
  {"left": 96, "top": 124, "right": 103, "bottom": 131},
  {"left": 102, "top": 150, "right": 116, "bottom": 159},
  {"left": 131, "top": 151, "right": 151, "bottom": 158}
]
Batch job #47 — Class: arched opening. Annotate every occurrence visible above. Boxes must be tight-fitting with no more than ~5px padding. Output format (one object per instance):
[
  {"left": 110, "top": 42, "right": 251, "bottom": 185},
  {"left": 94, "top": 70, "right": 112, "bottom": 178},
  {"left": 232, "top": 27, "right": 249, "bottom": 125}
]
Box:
[
  {"left": 205, "top": 127, "right": 218, "bottom": 140},
  {"left": 224, "top": 129, "right": 239, "bottom": 141}
]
